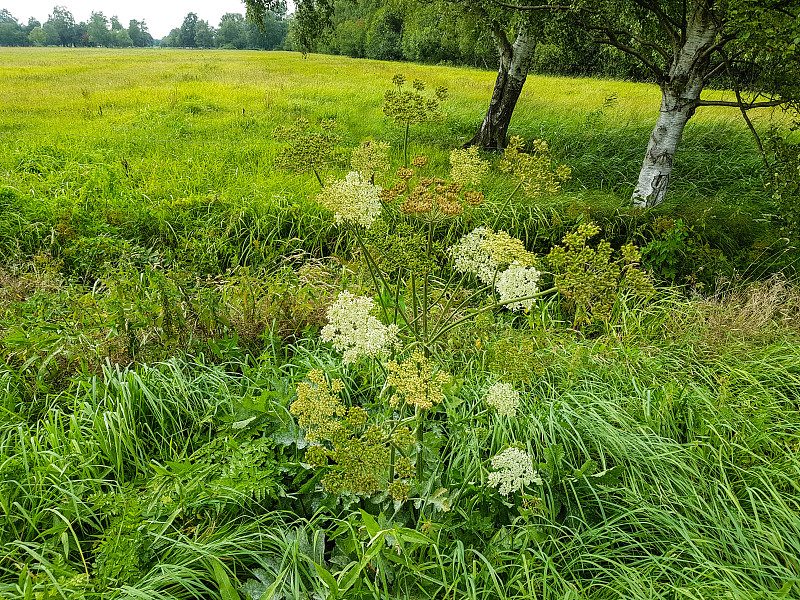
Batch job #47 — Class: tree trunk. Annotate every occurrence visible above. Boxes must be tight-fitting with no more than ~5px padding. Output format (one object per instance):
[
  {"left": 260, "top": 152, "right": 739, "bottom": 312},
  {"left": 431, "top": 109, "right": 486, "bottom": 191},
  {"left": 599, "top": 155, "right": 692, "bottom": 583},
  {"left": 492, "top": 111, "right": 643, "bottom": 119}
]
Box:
[
  {"left": 632, "top": 3, "right": 718, "bottom": 208},
  {"left": 631, "top": 87, "right": 697, "bottom": 208},
  {"left": 466, "top": 24, "right": 536, "bottom": 151}
]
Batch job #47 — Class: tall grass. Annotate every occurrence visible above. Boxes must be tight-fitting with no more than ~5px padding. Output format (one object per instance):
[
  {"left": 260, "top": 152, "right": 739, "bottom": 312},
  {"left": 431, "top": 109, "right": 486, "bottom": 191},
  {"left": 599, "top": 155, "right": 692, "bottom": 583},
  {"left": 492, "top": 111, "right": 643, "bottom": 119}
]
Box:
[{"left": 2, "top": 48, "right": 799, "bottom": 600}]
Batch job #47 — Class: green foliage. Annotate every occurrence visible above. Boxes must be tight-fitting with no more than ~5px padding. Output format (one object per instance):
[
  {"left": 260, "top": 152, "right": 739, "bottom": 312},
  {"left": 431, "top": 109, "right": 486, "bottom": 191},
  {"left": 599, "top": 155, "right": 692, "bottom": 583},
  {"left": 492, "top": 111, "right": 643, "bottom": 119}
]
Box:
[
  {"left": 548, "top": 222, "right": 655, "bottom": 326},
  {"left": 766, "top": 118, "right": 800, "bottom": 239},
  {"left": 2, "top": 48, "right": 800, "bottom": 600},
  {"left": 273, "top": 117, "right": 345, "bottom": 186},
  {"left": 640, "top": 217, "right": 729, "bottom": 287}
]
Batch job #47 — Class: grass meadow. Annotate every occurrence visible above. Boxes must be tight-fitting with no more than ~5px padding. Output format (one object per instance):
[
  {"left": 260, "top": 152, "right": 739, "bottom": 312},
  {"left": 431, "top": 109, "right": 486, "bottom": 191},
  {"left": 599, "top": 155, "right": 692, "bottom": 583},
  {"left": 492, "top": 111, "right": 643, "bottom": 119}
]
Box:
[{"left": 1, "top": 47, "right": 799, "bottom": 600}]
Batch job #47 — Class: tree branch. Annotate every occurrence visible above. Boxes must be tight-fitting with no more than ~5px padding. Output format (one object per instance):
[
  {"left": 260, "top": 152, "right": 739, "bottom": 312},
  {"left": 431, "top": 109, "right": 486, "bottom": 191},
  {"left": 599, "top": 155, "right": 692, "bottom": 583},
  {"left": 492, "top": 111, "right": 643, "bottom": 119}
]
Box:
[
  {"left": 486, "top": 1, "right": 573, "bottom": 11},
  {"left": 721, "top": 49, "right": 770, "bottom": 171},
  {"left": 694, "top": 99, "right": 786, "bottom": 108},
  {"left": 633, "top": 0, "right": 682, "bottom": 48}
]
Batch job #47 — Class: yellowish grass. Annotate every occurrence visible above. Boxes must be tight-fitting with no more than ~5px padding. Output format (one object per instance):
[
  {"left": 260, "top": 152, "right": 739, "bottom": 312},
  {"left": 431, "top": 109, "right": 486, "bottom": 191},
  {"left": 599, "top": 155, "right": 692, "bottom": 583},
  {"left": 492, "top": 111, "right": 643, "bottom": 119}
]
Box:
[{"left": 0, "top": 47, "right": 784, "bottom": 142}]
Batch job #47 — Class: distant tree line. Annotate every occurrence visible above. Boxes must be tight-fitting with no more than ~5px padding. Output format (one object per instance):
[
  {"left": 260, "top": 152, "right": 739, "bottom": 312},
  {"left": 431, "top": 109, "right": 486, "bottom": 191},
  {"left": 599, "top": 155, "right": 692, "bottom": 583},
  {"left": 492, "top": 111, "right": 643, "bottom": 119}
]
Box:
[
  {"left": 0, "top": 6, "right": 154, "bottom": 47},
  {"left": 159, "top": 10, "right": 287, "bottom": 50},
  {"left": 276, "top": 0, "right": 655, "bottom": 80},
  {"left": 0, "top": 5, "right": 288, "bottom": 50},
  {"left": 2, "top": 1, "right": 661, "bottom": 78}
]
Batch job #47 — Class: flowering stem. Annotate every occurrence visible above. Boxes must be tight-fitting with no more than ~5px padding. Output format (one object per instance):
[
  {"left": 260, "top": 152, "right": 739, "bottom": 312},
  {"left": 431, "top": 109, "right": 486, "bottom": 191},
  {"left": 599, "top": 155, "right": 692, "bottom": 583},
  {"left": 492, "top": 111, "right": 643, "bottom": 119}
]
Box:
[
  {"left": 429, "top": 281, "right": 494, "bottom": 341},
  {"left": 415, "top": 405, "right": 424, "bottom": 485},
  {"left": 428, "top": 287, "right": 558, "bottom": 346},
  {"left": 411, "top": 273, "right": 419, "bottom": 338},
  {"left": 422, "top": 222, "right": 433, "bottom": 356},
  {"left": 403, "top": 122, "right": 410, "bottom": 168},
  {"left": 351, "top": 225, "right": 411, "bottom": 327},
  {"left": 491, "top": 180, "right": 523, "bottom": 230}
]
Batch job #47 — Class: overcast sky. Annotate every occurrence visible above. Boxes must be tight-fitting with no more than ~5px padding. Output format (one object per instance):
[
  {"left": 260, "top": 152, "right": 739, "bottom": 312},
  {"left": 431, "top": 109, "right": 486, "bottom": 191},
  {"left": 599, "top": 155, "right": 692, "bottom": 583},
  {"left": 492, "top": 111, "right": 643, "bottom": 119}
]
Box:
[{"left": 1, "top": 1, "right": 258, "bottom": 39}]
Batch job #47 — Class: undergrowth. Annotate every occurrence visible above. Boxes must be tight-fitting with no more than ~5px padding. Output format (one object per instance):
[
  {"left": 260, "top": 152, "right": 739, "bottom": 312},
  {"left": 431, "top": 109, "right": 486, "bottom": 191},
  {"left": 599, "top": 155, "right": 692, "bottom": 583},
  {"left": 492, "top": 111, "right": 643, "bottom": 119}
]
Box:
[{"left": 1, "top": 49, "right": 799, "bottom": 600}]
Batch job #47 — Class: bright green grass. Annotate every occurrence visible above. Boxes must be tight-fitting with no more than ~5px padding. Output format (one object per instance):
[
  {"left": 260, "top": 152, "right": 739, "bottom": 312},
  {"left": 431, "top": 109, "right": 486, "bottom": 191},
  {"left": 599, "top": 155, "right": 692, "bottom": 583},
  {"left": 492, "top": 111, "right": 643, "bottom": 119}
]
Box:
[
  {"left": 0, "top": 47, "right": 791, "bottom": 279},
  {"left": 2, "top": 47, "right": 800, "bottom": 600}
]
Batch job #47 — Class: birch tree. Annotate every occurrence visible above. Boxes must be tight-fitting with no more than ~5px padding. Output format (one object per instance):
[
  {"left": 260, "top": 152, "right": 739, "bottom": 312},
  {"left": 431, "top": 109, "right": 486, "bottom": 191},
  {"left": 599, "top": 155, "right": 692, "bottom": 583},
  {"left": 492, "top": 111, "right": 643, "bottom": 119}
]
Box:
[
  {"left": 243, "top": 0, "right": 799, "bottom": 207},
  {"left": 532, "top": 0, "right": 800, "bottom": 207},
  {"left": 461, "top": 3, "right": 543, "bottom": 150},
  {"left": 244, "top": 0, "right": 549, "bottom": 151}
]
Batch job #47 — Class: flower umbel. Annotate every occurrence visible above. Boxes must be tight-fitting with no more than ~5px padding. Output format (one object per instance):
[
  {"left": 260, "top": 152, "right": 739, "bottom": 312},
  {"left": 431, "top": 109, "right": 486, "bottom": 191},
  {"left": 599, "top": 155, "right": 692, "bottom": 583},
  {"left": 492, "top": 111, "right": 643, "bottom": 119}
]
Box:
[
  {"left": 487, "top": 447, "right": 539, "bottom": 495},
  {"left": 386, "top": 350, "right": 450, "bottom": 410},
  {"left": 450, "top": 146, "right": 489, "bottom": 187},
  {"left": 449, "top": 227, "right": 499, "bottom": 285},
  {"left": 321, "top": 291, "right": 400, "bottom": 364},
  {"left": 481, "top": 231, "right": 536, "bottom": 266},
  {"left": 351, "top": 140, "right": 391, "bottom": 183},
  {"left": 498, "top": 136, "right": 571, "bottom": 198},
  {"left": 317, "top": 171, "right": 382, "bottom": 228},
  {"left": 496, "top": 262, "right": 541, "bottom": 312},
  {"left": 483, "top": 382, "right": 521, "bottom": 417},
  {"left": 290, "top": 370, "right": 346, "bottom": 443}
]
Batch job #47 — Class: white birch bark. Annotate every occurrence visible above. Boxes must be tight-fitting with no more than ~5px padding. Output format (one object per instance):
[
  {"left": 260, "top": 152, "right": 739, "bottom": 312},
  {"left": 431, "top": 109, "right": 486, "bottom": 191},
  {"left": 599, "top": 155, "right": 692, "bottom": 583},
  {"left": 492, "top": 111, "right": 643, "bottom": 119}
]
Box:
[
  {"left": 632, "top": 2, "right": 719, "bottom": 207},
  {"left": 632, "top": 91, "right": 696, "bottom": 208}
]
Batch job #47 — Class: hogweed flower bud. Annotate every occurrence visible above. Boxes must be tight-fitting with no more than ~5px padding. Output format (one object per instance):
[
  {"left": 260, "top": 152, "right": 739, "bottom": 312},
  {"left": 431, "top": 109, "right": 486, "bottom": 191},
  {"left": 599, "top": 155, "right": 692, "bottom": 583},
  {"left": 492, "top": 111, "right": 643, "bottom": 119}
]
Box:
[
  {"left": 450, "top": 146, "right": 489, "bottom": 187},
  {"left": 386, "top": 350, "right": 450, "bottom": 410},
  {"left": 411, "top": 155, "right": 429, "bottom": 167}
]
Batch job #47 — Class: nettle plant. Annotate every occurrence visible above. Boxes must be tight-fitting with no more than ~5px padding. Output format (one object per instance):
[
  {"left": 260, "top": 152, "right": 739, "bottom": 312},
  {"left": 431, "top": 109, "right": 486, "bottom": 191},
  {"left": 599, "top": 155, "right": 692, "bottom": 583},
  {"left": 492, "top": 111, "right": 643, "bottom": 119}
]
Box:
[{"left": 278, "top": 81, "right": 649, "bottom": 513}]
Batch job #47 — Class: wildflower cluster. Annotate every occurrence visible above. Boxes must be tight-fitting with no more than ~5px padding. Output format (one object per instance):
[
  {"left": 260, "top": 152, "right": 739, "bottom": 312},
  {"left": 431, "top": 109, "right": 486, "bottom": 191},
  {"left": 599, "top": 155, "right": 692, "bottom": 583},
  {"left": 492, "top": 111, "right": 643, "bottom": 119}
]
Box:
[
  {"left": 496, "top": 262, "right": 541, "bottom": 311},
  {"left": 322, "top": 425, "right": 390, "bottom": 496},
  {"left": 449, "top": 227, "right": 499, "bottom": 284},
  {"left": 291, "top": 371, "right": 390, "bottom": 496},
  {"left": 386, "top": 350, "right": 451, "bottom": 410},
  {"left": 383, "top": 76, "right": 447, "bottom": 126},
  {"left": 450, "top": 228, "right": 540, "bottom": 311},
  {"left": 321, "top": 291, "right": 399, "bottom": 364},
  {"left": 290, "top": 370, "right": 347, "bottom": 443},
  {"left": 380, "top": 160, "right": 486, "bottom": 218},
  {"left": 316, "top": 171, "right": 382, "bottom": 228},
  {"left": 273, "top": 117, "right": 343, "bottom": 182},
  {"left": 351, "top": 140, "right": 391, "bottom": 184},
  {"left": 481, "top": 231, "right": 536, "bottom": 267},
  {"left": 548, "top": 222, "right": 654, "bottom": 324},
  {"left": 391, "top": 426, "right": 415, "bottom": 451},
  {"left": 499, "top": 136, "right": 572, "bottom": 197},
  {"left": 483, "top": 382, "right": 521, "bottom": 417},
  {"left": 450, "top": 146, "right": 490, "bottom": 187},
  {"left": 487, "top": 447, "right": 539, "bottom": 495}
]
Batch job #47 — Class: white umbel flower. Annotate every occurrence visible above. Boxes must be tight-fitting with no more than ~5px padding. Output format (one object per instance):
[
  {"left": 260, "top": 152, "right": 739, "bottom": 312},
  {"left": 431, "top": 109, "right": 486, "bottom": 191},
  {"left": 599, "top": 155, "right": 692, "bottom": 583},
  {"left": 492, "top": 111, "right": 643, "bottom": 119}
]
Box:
[
  {"left": 496, "top": 262, "right": 541, "bottom": 311},
  {"left": 487, "top": 447, "right": 539, "bottom": 495},
  {"left": 483, "top": 382, "right": 520, "bottom": 417},
  {"left": 449, "top": 227, "right": 499, "bottom": 284},
  {"left": 321, "top": 291, "right": 399, "bottom": 364},
  {"left": 317, "top": 171, "right": 381, "bottom": 228}
]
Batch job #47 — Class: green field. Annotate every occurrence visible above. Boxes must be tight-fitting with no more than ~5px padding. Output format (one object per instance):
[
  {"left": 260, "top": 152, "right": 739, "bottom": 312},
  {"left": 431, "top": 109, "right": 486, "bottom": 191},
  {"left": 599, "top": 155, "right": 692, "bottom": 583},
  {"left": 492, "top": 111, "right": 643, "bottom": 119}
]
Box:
[{"left": 1, "top": 48, "right": 799, "bottom": 600}]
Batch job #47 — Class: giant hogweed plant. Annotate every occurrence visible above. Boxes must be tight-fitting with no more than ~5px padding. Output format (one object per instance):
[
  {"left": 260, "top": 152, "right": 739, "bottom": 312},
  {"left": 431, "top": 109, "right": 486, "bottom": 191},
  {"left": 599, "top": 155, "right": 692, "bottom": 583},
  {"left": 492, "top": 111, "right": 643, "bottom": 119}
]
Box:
[
  {"left": 382, "top": 74, "right": 448, "bottom": 168},
  {"left": 284, "top": 93, "right": 648, "bottom": 516}
]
